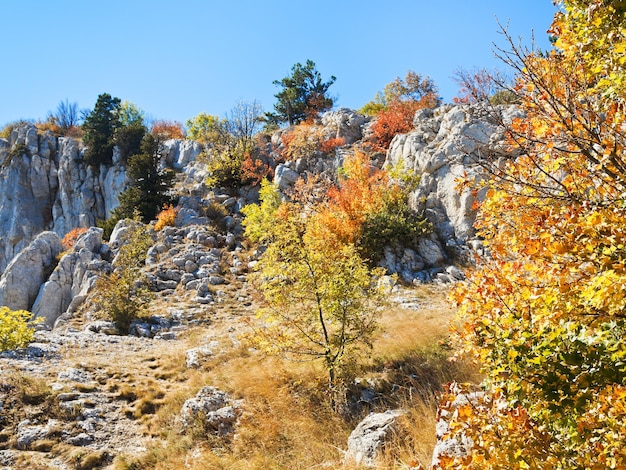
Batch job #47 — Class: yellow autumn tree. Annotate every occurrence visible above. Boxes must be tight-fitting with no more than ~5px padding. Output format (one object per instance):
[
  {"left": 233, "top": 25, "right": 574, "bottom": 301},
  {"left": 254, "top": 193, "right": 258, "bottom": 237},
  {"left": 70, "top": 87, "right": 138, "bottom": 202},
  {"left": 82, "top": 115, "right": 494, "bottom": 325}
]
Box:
[
  {"left": 439, "top": 2, "right": 626, "bottom": 468},
  {"left": 242, "top": 181, "right": 388, "bottom": 391}
]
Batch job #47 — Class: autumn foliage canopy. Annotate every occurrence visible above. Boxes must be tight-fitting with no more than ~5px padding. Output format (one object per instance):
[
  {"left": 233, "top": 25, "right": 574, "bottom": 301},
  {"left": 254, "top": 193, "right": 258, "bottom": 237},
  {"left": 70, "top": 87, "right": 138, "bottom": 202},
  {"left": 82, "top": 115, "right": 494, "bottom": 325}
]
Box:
[{"left": 439, "top": 1, "right": 626, "bottom": 468}]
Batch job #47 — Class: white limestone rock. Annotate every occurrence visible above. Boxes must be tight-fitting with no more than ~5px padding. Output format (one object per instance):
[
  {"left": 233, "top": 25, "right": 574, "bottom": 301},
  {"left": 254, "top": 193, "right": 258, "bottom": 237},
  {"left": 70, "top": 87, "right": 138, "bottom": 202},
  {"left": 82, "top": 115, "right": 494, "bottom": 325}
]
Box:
[
  {"left": 345, "top": 410, "right": 406, "bottom": 468},
  {"left": 0, "top": 231, "right": 62, "bottom": 311},
  {"left": 32, "top": 227, "right": 105, "bottom": 328}
]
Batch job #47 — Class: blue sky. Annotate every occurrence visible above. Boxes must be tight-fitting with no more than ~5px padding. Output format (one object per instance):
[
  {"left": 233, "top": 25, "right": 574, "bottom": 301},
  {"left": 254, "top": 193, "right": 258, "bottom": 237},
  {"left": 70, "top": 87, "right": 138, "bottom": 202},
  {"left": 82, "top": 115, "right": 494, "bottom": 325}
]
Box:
[{"left": 0, "top": 1, "right": 557, "bottom": 127}]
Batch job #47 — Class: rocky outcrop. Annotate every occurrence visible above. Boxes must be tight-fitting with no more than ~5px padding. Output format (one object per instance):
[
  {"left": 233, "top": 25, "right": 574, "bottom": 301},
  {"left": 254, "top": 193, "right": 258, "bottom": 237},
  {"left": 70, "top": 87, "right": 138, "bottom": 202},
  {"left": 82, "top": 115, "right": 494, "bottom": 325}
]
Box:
[
  {"left": 0, "top": 130, "right": 59, "bottom": 274},
  {"left": 160, "top": 139, "right": 202, "bottom": 170},
  {"left": 32, "top": 227, "right": 109, "bottom": 328},
  {"left": 320, "top": 108, "right": 369, "bottom": 145},
  {"left": 385, "top": 104, "right": 522, "bottom": 248},
  {"left": 0, "top": 127, "right": 124, "bottom": 273},
  {"left": 0, "top": 231, "right": 63, "bottom": 311},
  {"left": 51, "top": 138, "right": 127, "bottom": 236},
  {"left": 0, "top": 128, "right": 204, "bottom": 275}
]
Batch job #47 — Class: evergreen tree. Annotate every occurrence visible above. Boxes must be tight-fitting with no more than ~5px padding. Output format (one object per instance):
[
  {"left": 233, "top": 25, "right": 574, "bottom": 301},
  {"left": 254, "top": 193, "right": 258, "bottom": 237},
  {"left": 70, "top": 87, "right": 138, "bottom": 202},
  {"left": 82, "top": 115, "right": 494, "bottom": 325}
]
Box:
[
  {"left": 103, "top": 134, "right": 175, "bottom": 238},
  {"left": 82, "top": 93, "right": 121, "bottom": 167},
  {"left": 265, "top": 60, "right": 336, "bottom": 126}
]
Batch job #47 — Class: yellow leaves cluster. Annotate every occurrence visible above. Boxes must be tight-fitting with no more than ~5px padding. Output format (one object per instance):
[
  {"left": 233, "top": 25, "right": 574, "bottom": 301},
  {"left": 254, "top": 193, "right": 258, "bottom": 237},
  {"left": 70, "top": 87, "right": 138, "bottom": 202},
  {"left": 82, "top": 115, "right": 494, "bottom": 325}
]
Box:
[
  {"left": 445, "top": 1, "right": 626, "bottom": 467},
  {"left": 552, "top": 1, "right": 626, "bottom": 100},
  {"left": 0, "top": 307, "right": 39, "bottom": 351}
]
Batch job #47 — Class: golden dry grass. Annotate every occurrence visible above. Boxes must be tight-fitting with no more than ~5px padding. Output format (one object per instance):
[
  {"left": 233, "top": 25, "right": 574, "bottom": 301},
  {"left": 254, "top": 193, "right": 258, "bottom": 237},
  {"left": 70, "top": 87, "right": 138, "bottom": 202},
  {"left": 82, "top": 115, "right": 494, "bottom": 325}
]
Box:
[{"left": 112, "top": 284, "right": 478, "bottom": 470}]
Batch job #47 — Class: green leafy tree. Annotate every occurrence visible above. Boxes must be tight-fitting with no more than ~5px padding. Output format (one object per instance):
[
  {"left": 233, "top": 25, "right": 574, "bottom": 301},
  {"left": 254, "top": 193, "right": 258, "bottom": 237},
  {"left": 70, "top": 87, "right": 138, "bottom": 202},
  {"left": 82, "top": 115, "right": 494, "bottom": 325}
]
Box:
[
  {"left": 242, "top": 182, "right": 388, "bottom": 390},
  {"left": 359, "top": 70, "right": 440, "bottom": 116},
  {"left": 187, "top": 102, "right": 264, "bottom": 188},
  {"left": 186, "top": 112, "right": 229, "bottom": 150},
  {"left": 117, "top": 100, "right": 145, "bottom": 126},
  {"left": 114, "top": 100, "right": 147, "bottom": 161},
  {"left": 82, "top": 93, "right": 122, "bottom": 167},
  {"left": 265, "top": 60, "right": 336, "bottom": 126}
]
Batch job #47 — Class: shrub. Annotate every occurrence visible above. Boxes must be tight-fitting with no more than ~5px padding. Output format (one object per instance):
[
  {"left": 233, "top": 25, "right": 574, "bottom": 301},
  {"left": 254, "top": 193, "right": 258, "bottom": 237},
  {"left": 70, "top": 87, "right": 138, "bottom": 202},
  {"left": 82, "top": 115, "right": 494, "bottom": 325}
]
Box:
[
  {"left": 93, "top": 223, "right": 153, "bottom": 334},
  {"left": 359, "top": 193, "right": 431, "bottom": 263},
  {"left": 154, "top": 204, "right": 178, "bottom": 231},
  {"left": 241, "top": 152, "right": 274, "bottom": 186},
  {"left": 205, "top": 148, "right": 246, "bottom": 189},
  {"left": 0, "top": 120, "right": 34, "bottom": 139},
  {"left": 489, "top": 89, "right": 520, "bottom": 105},
  {"left": 0, "top": 307, "right": 38, "bottom": 351},
  {"left": 319, "top": 137, "right": 345, "bottom": 155},
  {"left": 370, "top": 100, "right": 425, "bottom": 150},
  {"left": 151, "top": 120, "right": 185, "bottom": 140},
  {"left": 62, "top": 227, "right": 89, "bottom": 251},
  {"left": 281, "top": 124, "right": 343, "bottom": 161},
  {"left": 281, "top": 124, "right": 321, "bottom": 161},
  {"left": 36, "top": 118, "right": 62, "bottom": 136}
]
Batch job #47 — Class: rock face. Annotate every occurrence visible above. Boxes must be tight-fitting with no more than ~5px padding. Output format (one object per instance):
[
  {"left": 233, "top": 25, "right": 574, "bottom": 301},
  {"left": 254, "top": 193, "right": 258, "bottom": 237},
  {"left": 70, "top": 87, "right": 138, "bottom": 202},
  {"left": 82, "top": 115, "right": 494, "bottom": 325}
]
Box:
[
  {"left": 385, "top": 104, "right": 521, "bottom": 247},
  {"left": 345, "top": 409, "right": 405, "bottom": 468},
  {"left": 52, "top": 138, "right": 127, "bottom": 237},
  {"left": 320, "top": 108, "right": 369, "bottom": 145},
  {"left": 0, "top": 231, "right": 63, "bottom": 311},
  {"left": 0, "top": 127, "right": 203, "bottom": 274},
  {"left": 160, "top": 139, "right": 202, "bottom": 170},
  {"left": 32, "top": 227, "right": 108, "bottom": 328},
  {"left": 0, "top": 127, "right": 124, "bottom": 273}
]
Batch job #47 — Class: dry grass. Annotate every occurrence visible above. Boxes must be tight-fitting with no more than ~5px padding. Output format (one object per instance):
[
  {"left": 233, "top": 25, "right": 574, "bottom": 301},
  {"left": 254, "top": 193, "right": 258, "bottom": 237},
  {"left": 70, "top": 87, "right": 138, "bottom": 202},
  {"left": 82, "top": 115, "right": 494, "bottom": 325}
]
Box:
[
  {"left": 2, "top": 283, "right": 475, "bottom": 469},
  {"left": 112, "top": 284, "right": 478, "bottom": 470}
]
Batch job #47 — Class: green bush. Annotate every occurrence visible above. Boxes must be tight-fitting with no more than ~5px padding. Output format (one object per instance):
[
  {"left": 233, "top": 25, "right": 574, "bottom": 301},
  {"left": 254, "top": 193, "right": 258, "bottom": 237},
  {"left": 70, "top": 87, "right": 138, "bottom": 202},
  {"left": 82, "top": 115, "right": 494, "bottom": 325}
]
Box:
[
  {"left": 489, "top": 89, "right": 520, "bottom": 105},
  {"left": 0, "top": 307, "right": 38, "bottom": 351},
  {"left": 205, "top": 148, "right": 246, "bottom": 188},
  {"left": 93, "top": 223, "right": 153, "bottom": 333},
  {"left": 359, "top": 196, "right": 431, "bottom": 263}
]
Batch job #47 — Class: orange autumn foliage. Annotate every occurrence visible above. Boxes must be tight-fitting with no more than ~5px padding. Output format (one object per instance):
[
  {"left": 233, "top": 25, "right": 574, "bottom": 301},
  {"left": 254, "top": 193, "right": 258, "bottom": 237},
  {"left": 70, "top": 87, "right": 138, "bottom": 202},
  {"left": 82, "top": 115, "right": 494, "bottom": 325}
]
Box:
[
  {"left": 154, "top": 204, "right": 178, "bottom": 231},
  {"left": 315, "top": 151, "right": 387, "bottom": 247},
  {"left": 151, "top": 120, "right": 186, "bottom": 140},
  {"left": 61, "top": 227, "right": 89, "bottom": 251},
  {"left": 370, "top": 95, "right": 438, "bottom": 150}
]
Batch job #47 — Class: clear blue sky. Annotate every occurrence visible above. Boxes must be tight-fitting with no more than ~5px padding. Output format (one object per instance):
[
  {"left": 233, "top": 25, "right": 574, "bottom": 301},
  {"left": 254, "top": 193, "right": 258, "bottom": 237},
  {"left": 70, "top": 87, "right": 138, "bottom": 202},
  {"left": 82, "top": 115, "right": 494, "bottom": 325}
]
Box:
[{"left": 0, "top": 0, "right": 557, "bottom": 127}]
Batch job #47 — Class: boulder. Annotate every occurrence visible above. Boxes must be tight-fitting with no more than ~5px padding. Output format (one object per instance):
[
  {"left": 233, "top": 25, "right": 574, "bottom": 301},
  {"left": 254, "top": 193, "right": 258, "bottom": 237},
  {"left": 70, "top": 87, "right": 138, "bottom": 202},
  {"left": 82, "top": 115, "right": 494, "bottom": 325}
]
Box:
[
  {"left": 274, "top": 164, "right": 299, "bottom": 190},
  {"left": 16, "top": 419, "right": 59, "bottom": 449},
  {"left": 179, "top": 386, "right": 242, "bottom": 436},
  {"left": 345, "top": 409, "right": 405, "bottom": 467},
  {"left": 0, "top": 231, "right": 63, "bottom": 311},
  {"left": 160, "top": 139, "right": 202, "bottom": 169},
  {"left": 320, "top": 108, "right": 369, "bottom": 145}
]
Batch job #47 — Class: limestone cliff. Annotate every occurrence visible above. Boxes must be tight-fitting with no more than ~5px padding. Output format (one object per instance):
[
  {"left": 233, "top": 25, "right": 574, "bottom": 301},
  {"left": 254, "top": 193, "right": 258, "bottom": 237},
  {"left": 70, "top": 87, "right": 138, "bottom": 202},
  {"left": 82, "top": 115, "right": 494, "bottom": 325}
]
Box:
[{"left": 0, "top": 126, "right": 125, "bottom": 273}]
